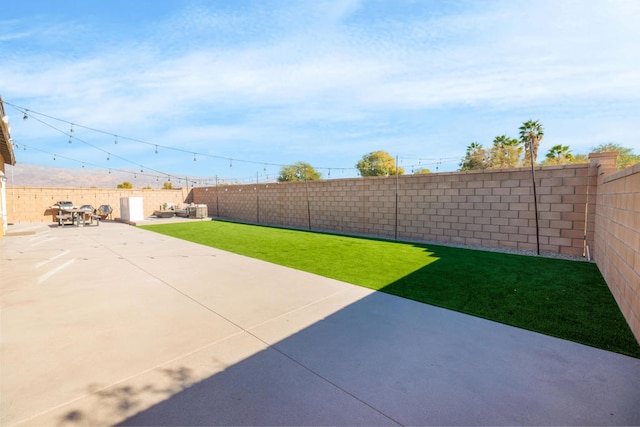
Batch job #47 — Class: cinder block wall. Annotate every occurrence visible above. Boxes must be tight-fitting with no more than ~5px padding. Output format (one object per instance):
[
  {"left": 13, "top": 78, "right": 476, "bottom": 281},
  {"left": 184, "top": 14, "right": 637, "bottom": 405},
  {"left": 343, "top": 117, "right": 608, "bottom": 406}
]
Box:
[
  {"left": 593, "top": 158, "right": 640, "bottom": 343},
  {"left": 5, "top": 154, "right": 640, "bottom": 344},
  {"left": 192, "top": 163, "right": 598, "bottom": 257},
  {"left": 5, "top": 187, "right": 189, "bottom": 223}
]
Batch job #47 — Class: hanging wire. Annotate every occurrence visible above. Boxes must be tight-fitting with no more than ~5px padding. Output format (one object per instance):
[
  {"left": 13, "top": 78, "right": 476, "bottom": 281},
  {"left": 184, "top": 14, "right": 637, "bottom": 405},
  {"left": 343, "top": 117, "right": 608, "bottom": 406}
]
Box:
[
  {"left": 3, "top": 101, "right": 361, "bottom": 175},
  {"left": 6, "top": 100, "right": 452, "bottom": 182}
]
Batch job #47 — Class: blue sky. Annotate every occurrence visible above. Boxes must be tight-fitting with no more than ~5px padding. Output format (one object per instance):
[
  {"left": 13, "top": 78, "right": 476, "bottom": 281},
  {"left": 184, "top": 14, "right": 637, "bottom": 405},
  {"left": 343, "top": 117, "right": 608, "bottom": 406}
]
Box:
[{"left": 2, "top": 0, "right": 639, "bottom": 184}]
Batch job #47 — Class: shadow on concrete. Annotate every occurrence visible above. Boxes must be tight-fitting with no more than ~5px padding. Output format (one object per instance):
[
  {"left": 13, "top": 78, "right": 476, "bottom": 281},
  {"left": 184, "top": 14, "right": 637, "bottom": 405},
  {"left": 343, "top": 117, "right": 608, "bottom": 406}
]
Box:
[
  {"left": 58, "top": 286, "right": 640, "bottom": 426},
  {"left": 46, "top": 231, "right": 639, "bottom": 425}
]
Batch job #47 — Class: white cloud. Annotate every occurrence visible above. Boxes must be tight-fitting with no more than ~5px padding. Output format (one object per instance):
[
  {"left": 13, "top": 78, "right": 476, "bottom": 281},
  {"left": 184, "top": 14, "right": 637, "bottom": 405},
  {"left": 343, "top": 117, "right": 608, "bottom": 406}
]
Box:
[{"left": 2, "top": 0, "right": 639, "bottom": 178}]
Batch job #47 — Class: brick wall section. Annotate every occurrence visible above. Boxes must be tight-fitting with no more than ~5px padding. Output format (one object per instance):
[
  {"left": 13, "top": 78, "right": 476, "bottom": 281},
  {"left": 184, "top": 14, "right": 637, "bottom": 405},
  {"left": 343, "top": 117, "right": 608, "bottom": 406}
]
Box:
[
  {"left": 5, "top": 187, "right": 189, "bottom": 223},
  {"left": 192, "top": 163, "right": 597, "bottom": 257},
  {"left": 593, "top": 156, "right": 640, "bottom": 344}
]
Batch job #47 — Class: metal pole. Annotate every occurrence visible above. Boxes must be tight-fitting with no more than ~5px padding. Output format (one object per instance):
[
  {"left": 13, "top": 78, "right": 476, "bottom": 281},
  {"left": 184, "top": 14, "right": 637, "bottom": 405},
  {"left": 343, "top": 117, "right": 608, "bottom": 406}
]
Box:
[
  {"left": 395, "top": 155, "right": 399, "bottom": 240},
  {"left": 215, "top": 176, "right": 219, "bottom": 217},
  {"left": 256, "top": 171, "right": 259, "bottom": 224},
  {"left": 583, "top": 174, "right": 590, "bottom": 260},
  {"left": 528, "top": 141, "right": 540, "bottom": 255},
  {"left": 304, "top": 167, "right": 311, "bottom": 230}
]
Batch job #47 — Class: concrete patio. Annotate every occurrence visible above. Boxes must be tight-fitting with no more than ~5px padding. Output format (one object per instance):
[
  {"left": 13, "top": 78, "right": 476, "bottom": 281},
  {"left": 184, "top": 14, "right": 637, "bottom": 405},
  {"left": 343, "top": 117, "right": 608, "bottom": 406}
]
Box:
[{"left": 1, "top": 220, "right": 639, "bottom": 426}]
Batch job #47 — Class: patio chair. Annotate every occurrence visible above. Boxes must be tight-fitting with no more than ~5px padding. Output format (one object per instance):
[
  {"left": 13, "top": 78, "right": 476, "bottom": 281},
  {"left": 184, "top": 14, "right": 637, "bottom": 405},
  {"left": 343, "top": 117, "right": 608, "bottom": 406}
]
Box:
[{"left": 96, "top": 205, "right": 113, "bottom": 220}]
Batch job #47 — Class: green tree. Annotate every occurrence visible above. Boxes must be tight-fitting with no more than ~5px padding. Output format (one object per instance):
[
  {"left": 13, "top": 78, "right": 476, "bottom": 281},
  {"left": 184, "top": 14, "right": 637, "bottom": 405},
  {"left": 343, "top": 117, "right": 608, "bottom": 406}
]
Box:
[
  {"left": 117, "top": 181, "right": 133, "bottom": 189},
  {"left": 413, "top": 168, "right": 431, "bottom": 174},
  {"left": 459, "top": 142, "right": 489, "bottom": 171},
  {"left": 356, "top": 151, "right": 404, "bottom": 176},
  {"left": 278, "top": 161, "right": 321, "bottom": 182},
  {"left": 572, "top": 153, "right": 589, "bottom": 164},
  {"left": 592, "top": 143, "right": 640, "bottom": 169},
  {"left": 488, "top": 135, "right": 522, "bottom": 169},
  {"left": 543, "top": 144, "right": 574, "bottom": 165},
  {"left": 162, "top": 181, "right": 174, "bottom": 190},
  {"left": 520, "top": 120, "right": 544, "bottom": 165}
]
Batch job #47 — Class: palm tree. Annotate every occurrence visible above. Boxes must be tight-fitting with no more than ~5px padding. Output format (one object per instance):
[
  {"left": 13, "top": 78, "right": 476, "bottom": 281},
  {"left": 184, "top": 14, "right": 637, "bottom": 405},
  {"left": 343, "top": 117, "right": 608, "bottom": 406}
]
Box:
[
  {"left": 519, "top": 120, "right": 544, "bottom": 255},
  {"left": 519, "top": 120, "right": 544, "bottom": 165},
  {"left": 544, "top": 144, "right": 574, "bottom": 165},
  {"left": 489, "top": 135, "right": 522, "bottom": 168},
  {"left": 459, "top": 142, "right": 489, "bottom": 171}
]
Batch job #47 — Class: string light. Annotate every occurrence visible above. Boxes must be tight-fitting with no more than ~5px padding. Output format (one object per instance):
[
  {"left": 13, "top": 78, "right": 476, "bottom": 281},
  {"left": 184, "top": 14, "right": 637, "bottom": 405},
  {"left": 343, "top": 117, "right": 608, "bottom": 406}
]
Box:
[
  {"left": 9, "top": 101, "right": 469, "bottom": 183},
  {"left": 8, "top": 101, "right": 362, "bottom": 179}
]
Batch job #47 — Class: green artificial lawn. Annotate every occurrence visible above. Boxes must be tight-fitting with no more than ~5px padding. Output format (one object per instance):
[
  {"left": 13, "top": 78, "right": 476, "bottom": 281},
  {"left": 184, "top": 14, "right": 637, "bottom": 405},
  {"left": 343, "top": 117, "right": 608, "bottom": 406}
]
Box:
[{"left": 140, "top": 220, "right": 640, "bottom": 358}]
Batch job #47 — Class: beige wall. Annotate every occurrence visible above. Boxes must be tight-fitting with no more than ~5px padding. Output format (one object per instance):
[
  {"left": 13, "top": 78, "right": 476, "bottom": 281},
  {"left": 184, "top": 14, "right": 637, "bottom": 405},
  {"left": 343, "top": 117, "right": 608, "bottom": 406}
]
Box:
[
  {"left": 193, "top": 163, "right": 598, "bottom": 257},
  {"left": 593, "top": 158, "right": 640, "bottom": 343},
  {"left": 5, "top": 187, "right": 190, "bottom": 224},
  {"left": 6, "top": 154, "right": 639, "bottom": 344}
]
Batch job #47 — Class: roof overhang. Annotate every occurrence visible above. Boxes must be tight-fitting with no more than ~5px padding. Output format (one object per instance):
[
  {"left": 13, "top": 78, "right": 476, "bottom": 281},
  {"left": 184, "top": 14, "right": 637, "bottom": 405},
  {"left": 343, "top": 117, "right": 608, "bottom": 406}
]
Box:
[{"left": 0, "top": 96, "right": 16, "bottom": 167}]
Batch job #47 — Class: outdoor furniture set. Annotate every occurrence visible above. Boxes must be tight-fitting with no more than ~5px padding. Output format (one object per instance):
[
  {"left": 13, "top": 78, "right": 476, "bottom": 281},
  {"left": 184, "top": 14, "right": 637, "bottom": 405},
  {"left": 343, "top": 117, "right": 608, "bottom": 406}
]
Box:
[{"left": 52, "top": 202, "right": 112, "bottom": 227}]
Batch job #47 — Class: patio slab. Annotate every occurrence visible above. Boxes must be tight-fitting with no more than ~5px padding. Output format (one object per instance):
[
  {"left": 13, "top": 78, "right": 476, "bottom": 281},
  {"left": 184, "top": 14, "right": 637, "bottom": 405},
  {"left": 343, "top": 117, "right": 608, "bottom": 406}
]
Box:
[{"left": 1, "top": 221, "right": 639, "bottom": 426}]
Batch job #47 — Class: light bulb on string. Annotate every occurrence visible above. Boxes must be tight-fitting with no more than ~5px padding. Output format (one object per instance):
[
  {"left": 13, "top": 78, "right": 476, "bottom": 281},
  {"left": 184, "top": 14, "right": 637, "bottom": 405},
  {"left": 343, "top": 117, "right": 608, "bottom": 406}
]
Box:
[
  {"left": 23, "top": 110, "right": 28, "bottom": 120},
  {"left": 68, "top": 135, "right": 72, "bottom": 144},
  {"left": 193, "top": 153, "right": 197, "bottom": 162},
  {"left": 114, "top": 135, "right": 118, "bottom": 144},
  {"left": 155, "top": 145, "right": 158, "bottom": 154},
  {"left": 108, "top": 169, "right": 111, "bottom": 174},
  {"left": 107, "top": 153, "right": 110, "bottom": 161},
  {"left": 230, "top": 159, "right": 233, "bottom": 168},
  {"left": 53, "top": 154, "right": 56, "bottom": 161},
  {"left": 70, "top": 124, "right": 74, "bottom": 133}
]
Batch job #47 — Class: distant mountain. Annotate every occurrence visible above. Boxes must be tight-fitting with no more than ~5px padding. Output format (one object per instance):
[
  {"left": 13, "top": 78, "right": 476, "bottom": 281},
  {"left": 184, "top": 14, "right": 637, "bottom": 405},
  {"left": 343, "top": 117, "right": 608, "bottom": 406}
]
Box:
[{"left": 4, "top": 163, "right": 189, "bottom": 189}]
